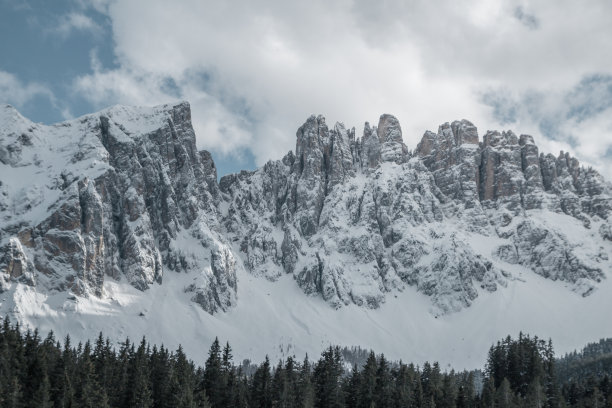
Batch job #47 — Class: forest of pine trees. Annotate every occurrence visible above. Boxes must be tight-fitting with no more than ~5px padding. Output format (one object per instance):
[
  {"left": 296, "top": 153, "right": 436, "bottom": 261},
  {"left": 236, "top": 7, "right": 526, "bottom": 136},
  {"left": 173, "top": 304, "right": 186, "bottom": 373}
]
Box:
[{"left": 0, "top": 317, "right": 611, "bottom": 407}]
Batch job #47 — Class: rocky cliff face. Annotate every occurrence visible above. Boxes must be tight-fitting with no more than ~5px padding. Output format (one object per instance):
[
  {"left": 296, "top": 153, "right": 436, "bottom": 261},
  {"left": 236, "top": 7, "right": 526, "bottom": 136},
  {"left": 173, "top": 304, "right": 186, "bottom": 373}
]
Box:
[
  {"left": 221, "top": 116, "right": 611, "bottom": 313},
  {"left": 0, "top": 102, "right": 236, "bottom": 313},
  {"left": 1, "top": 103, "right": 610, "bottom": 315}
]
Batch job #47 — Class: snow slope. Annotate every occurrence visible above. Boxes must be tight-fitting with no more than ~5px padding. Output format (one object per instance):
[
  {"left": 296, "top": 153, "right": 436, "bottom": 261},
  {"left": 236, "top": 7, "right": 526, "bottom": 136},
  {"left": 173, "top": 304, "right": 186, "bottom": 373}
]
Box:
[{"left": 2, "top": 245, "right": 611, "bottom": 371}]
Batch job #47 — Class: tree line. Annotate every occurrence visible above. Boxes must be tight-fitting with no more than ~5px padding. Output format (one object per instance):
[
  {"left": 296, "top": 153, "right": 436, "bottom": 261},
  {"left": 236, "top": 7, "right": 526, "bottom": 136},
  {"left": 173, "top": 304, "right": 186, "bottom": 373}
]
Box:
[{"left": 0, "top": 317, "right": 611, "bottom": 407}]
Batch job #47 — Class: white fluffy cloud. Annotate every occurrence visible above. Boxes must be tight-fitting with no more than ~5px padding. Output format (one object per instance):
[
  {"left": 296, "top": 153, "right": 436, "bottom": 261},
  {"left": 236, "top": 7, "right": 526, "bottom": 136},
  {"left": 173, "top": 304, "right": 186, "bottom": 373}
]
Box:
[
  {"left": 74, "top": 0, "right": 612, "bottom": 178},
  {"left": 0, "top": 70, "right": 54, "bottom": 108}
]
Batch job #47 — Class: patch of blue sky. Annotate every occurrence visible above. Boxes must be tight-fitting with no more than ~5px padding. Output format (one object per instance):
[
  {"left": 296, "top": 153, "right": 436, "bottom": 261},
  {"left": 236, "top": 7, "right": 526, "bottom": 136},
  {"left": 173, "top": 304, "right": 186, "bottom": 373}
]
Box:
[
  {"left": 565, "top": 74, "right": 612, "bottom": 123},
  {"left": 212, "top": 147, "right": 257, "bottom": 178},
  {"left": 0, "top": 1, "right": 254, "bottom": 176},
  {"left": 0, "top": 0, "right": 114, "bottom": 122}
]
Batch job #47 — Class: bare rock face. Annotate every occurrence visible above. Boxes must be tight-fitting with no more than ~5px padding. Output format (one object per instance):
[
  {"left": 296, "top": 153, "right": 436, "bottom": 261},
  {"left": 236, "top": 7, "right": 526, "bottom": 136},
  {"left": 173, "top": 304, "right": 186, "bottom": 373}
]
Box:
[
  {"left": 416, "top": 120, "right": 482, "bottom": 212},
  {"left": 1, "top": 104, "right": 610, "bottom": 315},
  {"left": 0, "top": 102, "right": 236, "bottom": 313},
  {"left": 497, "top": 219, "right": 603, "bottom": 293},
  {"left": 480, "top": 130, "right": 523, "bottom": 207},
  {"left": 222, "top": 114, "right": 611, "bottom": 313},
  {"left": 377, "top": 114, "right": 408, "bottom": 163},
  {"left": 359, "top": 122, "right": 380, "bottom": 169}
]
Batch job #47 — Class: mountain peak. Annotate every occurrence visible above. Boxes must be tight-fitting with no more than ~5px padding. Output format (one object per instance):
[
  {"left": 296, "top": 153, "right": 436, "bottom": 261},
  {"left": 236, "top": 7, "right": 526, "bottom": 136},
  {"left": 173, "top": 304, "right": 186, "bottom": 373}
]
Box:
[
  {"left": 1, "top": 102, "right": 612, "bottom": 369},
  {"left": 2, "top": 103, "right": 611, "bottom": 318}
]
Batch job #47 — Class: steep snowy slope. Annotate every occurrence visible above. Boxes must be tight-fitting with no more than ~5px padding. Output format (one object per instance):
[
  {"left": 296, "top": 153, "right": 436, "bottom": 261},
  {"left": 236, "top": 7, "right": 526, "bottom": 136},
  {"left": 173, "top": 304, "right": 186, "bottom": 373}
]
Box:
[
  {"left": 1, "top": 102, "right": 611, "bottom": 368},
  {"left": 2, "top": 250, "right": 612, "bottom": 370}
]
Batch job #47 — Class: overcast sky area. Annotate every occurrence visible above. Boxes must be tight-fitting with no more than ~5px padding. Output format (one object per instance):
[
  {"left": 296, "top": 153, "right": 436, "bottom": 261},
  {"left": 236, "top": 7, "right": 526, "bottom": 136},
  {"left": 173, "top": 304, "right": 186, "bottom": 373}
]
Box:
[{"left": 1, "top": 0, "right": 612, "bottom": 178}]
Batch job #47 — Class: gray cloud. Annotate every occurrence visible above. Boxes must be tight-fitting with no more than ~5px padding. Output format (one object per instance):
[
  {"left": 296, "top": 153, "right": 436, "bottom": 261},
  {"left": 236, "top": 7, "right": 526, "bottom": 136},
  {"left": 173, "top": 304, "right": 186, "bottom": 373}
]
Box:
[
  {"left": 73, "top": 0, "right": 612, "bottom": 179},
  {"left": 480, "top": 74, "right": 612, "bottom": 178},
  {"left": 514, "top": 6, "right": 540, "bottom": 29},
  {"left": 566, "top": 74, "right": 612, "bottom": 122},
  {"left": 0, "top": 70, "right": 54, "bottom": 107}
]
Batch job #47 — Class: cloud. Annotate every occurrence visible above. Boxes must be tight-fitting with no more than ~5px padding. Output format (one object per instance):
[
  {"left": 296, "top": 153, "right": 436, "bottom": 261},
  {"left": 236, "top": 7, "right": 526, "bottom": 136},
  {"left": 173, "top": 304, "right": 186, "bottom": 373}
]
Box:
[
  {"left": 50, "top": 12, "right": 103, "bottom": 38},
  {"left": 480, "top": 74, "right": 612, "bottom": 179},
  {"left": 72, "top": 0, "right": 612, "bottom": 179},
  {"left": 513, "top": 6, "right": 540, "bottom": 30},
  {"left": 0, "top": 70, "right": 54, "bottom": 107},
  {"left": 73, "top": 53, "right": 253, "bottom": 156},
  {"left": 1, "top": 0, "right": 31, "bottom": 11}
]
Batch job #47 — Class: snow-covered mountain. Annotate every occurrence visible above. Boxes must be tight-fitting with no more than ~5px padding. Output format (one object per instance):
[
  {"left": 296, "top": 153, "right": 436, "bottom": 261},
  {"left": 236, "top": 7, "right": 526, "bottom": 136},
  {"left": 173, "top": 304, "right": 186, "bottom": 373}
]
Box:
[{"left": 1, "top": 101, "right": 611, "bottom": 368}]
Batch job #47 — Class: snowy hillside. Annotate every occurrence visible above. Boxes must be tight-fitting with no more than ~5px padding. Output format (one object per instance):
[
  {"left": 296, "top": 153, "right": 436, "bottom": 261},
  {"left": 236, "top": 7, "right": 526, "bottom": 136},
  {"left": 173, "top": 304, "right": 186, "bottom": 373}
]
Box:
[{"left": 1, "top": 101, "right": 611, "bottom": 369}]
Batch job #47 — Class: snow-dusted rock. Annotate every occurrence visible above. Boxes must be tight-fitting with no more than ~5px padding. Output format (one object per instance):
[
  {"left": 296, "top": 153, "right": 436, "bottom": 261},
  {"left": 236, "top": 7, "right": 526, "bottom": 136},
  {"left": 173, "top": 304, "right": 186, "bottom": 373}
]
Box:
[
  {"left": 1, "top": 103, "right": 611, "bottom": 315},
  {"left": 222, "top": 114, "right": 611, "bottom": 313},
  {"left": 0, "top": 102, "right": 236, "bottom": 313}
]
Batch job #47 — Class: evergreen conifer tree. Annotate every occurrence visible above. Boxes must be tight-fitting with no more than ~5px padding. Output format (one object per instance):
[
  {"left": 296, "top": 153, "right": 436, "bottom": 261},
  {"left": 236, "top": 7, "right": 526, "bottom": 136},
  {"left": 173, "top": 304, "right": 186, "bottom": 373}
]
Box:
[
  {"left": 359, "top": 351, "right": 377, "bottom": 408},
  {"left": 298, "top": 355, "right": 315, "bottom": 408},
  {"left": 251, "top": 355, "right": 272, "bottom": 408},
  {"left": 203, "top": 338, "right": 223, "bottom": 407},
  {"left": 375, "top": 354, "right": 394, "bottom": 408}
]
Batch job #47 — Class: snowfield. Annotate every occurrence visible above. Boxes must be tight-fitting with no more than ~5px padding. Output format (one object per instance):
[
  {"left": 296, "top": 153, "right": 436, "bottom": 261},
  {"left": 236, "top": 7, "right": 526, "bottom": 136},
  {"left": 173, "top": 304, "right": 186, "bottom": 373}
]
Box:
[{"left": 2, "top": 247, "right": 611, "bottom": 370}]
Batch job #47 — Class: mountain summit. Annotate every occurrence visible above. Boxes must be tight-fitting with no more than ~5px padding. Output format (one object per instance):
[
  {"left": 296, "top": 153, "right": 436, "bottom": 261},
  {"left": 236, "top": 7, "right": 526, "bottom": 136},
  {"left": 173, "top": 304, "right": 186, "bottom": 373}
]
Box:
[
  {"left": 1, "top": 102, "right": 611, "bottom": 314},
  {"left": 220, "top": 112, "right": 610, "bottom": 312},
  {"left": 1, "top": 102, "right": 611, "bottom": 366}
]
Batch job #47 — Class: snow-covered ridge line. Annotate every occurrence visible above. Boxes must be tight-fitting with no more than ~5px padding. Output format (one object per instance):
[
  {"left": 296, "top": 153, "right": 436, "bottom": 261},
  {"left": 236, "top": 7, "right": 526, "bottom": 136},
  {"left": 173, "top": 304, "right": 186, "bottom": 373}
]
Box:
[
  {"left": 220, "top": 113, "right": 611, "bottom": 313},
  {"left": 0, "top": 101, "right": 611, "bottom": 318},
  {"left": 1, "top": 101, "right": 611, "bottom": 371}
]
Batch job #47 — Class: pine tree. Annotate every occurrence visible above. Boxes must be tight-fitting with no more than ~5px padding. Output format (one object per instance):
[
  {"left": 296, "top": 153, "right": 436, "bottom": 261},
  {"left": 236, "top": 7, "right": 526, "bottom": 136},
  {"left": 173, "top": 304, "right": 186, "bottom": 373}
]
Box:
[
  {"left": 375, "top": 354, "right": 394, "bottom": 408},
  {"left": 272, "top": 359, "right": 291, "bottom": 407},
  {"left": 284, "top": 356, "right": 300, "bottom": 407},
  {"left": 525, "top": 378, "right": 546, "bottom": 408},
  {"left": 456, "top": 372, "right": 476, "bottom": 408},
  {"left": 495, "top": 378, "right": 518, "bottom": 408},
  {"left": 359, "top": 351, "right": 377, "bottom": 408},
  {"left": 412, "top": 364, "right": 424, "bottom": 408},
  {"left": 75, "top": 340, "right": 108, "bottom": 408},
  {"left": 5, "top": 376, "right": 23, "bottom": 408},
  {"left": 31, "top": 372, "right": 52, "bottom": 408},
  {"left": 168, "top": 345, "right": 196, "bottom": 408},
  {"left": 203, "top": 338, "right": 223, "bottom": 407},
  {"left": 221, "top": 342, "right": 236, "bottom": 407},
  {"left": 232, "top": 367, "right": 250, "bottom": 408},
  {"left": 127, "top": 338, "right": 153, "bottom": 408},
  {"left": 194, "top": 374, "right": 212, "bottom": 408},
  {"left": 150, "top": 344, "right": 172, "bottom": 408},
  {"left": 313, "top": 346, "right": 343, "bottom": 408},
  {"left": 438, "top": 370, "right": 456, "bottom": 408},
  {"left": 298, "top": 355, "right": 315, "bottom": 408},
  {"left": 393, "top": 362, "right": 414, "bottom": 408},
  {"left": 344, "top": 364, "right": 361, "bottom": 408},
  {"left": 251, "top": 355, "right": 272, "bottom": 408},
  {"left": 544, "top": 339, "right": 560, "bottom": 408},
  {"left": 481, "top": 376, "right": 496, "bottom": 408}
]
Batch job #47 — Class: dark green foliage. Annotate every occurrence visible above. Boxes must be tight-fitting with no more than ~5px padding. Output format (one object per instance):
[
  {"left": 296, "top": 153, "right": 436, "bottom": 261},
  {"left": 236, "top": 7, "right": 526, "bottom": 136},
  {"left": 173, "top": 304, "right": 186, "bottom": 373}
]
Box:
[
  {"left": 313, "top": 346, "right": 343, "bottom": 408},
  {"left": 250, "top": 355, "right": 272, "bottom": 408},
  {"left": 0, "top": 317, "right": 610, "bottom": 408}
]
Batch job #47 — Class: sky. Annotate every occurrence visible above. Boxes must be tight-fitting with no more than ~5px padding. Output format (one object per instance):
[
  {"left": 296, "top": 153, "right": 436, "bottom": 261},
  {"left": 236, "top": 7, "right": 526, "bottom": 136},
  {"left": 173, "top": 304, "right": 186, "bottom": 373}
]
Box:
[{"left": 1, "top": 0, "right": 612, "bottom": 179}]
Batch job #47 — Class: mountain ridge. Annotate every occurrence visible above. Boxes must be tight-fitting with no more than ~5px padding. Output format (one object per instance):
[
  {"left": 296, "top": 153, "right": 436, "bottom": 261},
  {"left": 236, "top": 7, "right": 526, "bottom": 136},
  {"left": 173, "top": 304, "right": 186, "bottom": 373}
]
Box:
[
  {"left": 1, "top": 101, "right": 611, "bottom": 368},
  {"left": 219, "top": 109, "right": 610, "bottom": 312},
  {"left": 1, "top": 101, "right": 611, "bottom": 314}
]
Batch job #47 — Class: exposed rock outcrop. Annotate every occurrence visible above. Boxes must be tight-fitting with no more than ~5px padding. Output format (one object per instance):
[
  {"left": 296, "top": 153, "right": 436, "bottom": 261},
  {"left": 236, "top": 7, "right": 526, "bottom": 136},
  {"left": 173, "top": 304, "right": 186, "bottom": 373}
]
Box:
[
  {"left": 1, "top": 104, "right": 610, "bottom": 315},
  {"left": 0, "top": 102, "right": 236, "bottom": 313}
]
